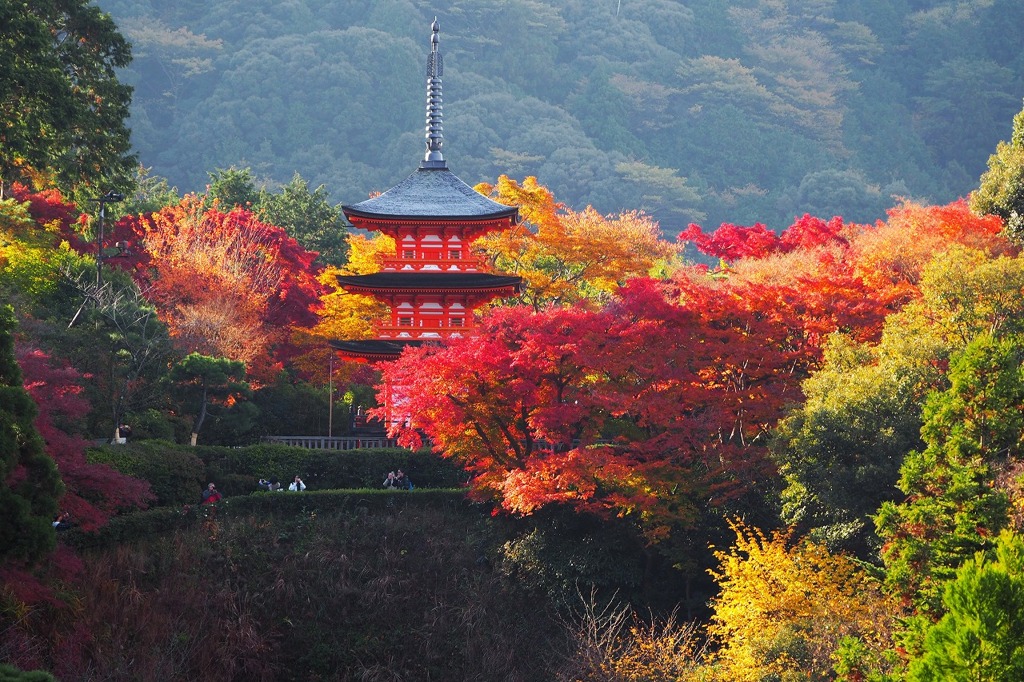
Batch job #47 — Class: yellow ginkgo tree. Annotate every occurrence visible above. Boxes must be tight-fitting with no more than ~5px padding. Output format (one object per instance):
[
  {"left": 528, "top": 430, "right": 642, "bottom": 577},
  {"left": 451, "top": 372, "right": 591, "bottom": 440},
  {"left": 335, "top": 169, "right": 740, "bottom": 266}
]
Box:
[
  {"left": 290, "top": 232, "right": 394, "bottom": 382},
  {"left": 707, "top": 519, "right": 896, "bottom": 682}
]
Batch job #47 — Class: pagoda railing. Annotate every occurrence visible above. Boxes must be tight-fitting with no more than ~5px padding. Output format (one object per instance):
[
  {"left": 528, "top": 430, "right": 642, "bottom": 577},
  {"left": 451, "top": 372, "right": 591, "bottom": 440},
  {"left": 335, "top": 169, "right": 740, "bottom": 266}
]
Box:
[
  {"left": 377, "top": 320, "right": 473, "bottom": 337},
  {"left": 261, "top": 435, "right": 400, "bottom": 450},
  {"left": 380, "top": 258, "right": 483, "bottom": 271}
]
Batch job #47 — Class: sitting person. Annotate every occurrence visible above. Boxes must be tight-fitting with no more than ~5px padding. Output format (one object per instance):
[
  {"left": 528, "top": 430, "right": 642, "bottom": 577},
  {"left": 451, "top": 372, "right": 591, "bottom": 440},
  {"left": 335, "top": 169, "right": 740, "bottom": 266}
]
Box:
[
  {"left": 52, "top": 511, "right": 72, "bottom": 530},
  {"left": 288, "top": 475, "right": 306, "bottom": 491},
  {"left": 383, "top": 471, "right": 397, "bottom": 489},
  {"left": 200, "top": 482, "right": 223, "bottom": 504},
  {"left": 258, "top": 478, "right": 271, "bottom": 491}
]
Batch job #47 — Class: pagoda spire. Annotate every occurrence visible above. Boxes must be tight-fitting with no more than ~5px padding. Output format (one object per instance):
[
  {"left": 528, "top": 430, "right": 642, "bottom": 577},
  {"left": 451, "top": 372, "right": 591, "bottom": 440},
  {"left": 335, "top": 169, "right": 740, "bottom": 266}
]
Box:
[{"left": 421, "top": 18, "right": 446, "bottom": 169}]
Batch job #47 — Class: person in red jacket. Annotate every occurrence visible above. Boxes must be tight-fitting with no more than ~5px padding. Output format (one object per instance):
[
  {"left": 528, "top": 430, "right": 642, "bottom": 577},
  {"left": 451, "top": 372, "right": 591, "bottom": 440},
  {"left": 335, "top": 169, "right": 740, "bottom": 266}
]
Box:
[{"left": 200, "top": 482, "right": 222, "bottom": 504}]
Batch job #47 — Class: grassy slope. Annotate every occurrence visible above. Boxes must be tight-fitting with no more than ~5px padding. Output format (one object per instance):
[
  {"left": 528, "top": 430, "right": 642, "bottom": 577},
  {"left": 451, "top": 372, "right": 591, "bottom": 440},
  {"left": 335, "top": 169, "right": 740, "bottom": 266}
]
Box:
[{"left": 61, "top": 498, "right": 563, "bottom": 681}]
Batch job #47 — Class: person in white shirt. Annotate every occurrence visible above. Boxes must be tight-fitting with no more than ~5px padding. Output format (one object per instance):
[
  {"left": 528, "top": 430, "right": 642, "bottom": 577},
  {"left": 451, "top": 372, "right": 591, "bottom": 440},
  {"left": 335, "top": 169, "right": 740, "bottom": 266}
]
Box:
[{"left": 288, "top": 476, "right": 306, "bottom": 491}]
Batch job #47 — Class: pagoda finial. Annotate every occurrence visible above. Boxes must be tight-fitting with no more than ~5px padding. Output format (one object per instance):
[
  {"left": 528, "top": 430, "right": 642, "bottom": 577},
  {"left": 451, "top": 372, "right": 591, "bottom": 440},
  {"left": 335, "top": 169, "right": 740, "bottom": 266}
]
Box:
[{"left": 421, "top": 17, "right": 446, "bottom": 169}]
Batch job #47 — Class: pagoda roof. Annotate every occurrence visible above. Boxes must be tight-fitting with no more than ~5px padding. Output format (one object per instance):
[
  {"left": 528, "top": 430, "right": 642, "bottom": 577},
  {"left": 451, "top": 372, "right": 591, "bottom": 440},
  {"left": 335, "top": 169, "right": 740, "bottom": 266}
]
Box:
[
  {"left": 330, "top": 339, "right": 426, "bottom": 360},
  {"left": 336, "top": 271, "right": 523, "bottom": 293},
  {"left": 342, "top": 167, "right": 518, "bottom": 222}
]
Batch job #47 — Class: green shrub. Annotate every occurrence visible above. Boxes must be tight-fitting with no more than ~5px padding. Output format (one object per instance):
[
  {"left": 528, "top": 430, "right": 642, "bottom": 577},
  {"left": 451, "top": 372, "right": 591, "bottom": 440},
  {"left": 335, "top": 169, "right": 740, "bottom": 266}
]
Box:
[
  {"left": 126, "top": 408, "right": 176, "bottom": 441},
  {"left": 87, "top": 440, "right": 205, "bottom": 506}
]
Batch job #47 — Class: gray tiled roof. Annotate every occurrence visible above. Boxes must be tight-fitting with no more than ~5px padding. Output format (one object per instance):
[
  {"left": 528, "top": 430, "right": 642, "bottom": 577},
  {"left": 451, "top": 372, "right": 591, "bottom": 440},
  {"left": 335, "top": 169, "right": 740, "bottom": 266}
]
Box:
[
  {"left": 329, "top": 339, "right": 426, "bottom": 357},
  {"left": 336, "top": 272, "right": 523, "bottom": 291},
  {"left": 343, "top": 168, "right": 518, "bottom": 221}
]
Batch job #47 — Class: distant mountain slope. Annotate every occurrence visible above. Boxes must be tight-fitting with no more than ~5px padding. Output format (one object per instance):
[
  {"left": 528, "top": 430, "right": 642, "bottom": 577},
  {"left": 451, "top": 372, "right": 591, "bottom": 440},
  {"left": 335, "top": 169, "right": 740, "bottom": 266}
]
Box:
[{"left": 100, "top": 0, "right": 1024, "bottom": 232}]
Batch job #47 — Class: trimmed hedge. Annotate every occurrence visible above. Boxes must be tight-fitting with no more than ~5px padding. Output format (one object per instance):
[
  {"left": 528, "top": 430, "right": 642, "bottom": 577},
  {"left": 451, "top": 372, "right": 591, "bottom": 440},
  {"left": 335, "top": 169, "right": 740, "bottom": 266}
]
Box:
[
  {"left": 87, "top": 440, "right": 205, "bottom": 506},
  {"left": 222, "top": 488, "right": 468, "bottom": 516},
  {"left": 61, "top": 505, "right": 203, "bottom": 550},
  {"left": 63, "top": 489, "right": 471, "bottom": 549}
]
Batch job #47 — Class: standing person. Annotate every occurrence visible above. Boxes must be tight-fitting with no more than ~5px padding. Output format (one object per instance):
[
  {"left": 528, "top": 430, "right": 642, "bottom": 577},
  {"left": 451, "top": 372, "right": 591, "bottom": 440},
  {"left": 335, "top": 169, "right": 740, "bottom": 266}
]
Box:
[
  {"left": 288, "top": 476, "right": 306, "bottom": 491},
  {"left": 201, "top": 483, "right": 222, "bottom": 504}
]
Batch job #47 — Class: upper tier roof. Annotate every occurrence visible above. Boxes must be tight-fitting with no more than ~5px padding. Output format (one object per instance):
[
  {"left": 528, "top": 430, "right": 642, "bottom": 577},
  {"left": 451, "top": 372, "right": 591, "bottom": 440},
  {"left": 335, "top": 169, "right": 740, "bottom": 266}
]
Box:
[
  {"left": 342, "top": 19, "right": 517, "bottom": 225},
  {"left": 342, "top": 167, "right": 518, "bottom": 222}
]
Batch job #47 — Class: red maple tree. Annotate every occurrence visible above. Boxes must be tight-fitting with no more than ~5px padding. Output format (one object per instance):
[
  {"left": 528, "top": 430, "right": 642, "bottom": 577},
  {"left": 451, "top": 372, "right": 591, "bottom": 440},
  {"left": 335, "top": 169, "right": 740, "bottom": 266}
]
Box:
[{"left": 17, "top": 344, "right": 153, "bottom": 531}]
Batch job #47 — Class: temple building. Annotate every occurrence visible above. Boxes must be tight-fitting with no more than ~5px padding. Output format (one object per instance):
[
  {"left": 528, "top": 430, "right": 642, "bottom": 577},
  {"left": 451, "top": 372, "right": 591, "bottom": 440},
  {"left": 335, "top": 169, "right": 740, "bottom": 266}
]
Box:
[{"left": 330, "top": 19, "right": 523, "bottom": 365}]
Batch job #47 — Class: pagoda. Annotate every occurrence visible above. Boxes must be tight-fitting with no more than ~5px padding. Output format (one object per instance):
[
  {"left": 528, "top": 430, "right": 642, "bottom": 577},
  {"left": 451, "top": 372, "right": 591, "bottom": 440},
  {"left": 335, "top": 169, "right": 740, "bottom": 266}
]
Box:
[{"left": 331, "top": 18, "right": 523, "bottom": 365}]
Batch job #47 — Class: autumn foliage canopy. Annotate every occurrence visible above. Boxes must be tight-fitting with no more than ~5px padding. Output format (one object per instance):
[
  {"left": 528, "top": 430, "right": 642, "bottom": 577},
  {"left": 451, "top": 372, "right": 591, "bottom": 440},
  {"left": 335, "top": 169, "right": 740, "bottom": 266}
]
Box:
[{"left": 378, "top": 198, "right": 1010, "bottom": 541}]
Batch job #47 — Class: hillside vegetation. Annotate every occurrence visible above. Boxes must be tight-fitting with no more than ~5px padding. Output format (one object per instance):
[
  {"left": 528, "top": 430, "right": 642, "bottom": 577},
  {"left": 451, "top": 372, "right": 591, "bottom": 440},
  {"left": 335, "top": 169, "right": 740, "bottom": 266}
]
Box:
[{"left": 99, "top": 0, "right": 1024, "bottom": 231}]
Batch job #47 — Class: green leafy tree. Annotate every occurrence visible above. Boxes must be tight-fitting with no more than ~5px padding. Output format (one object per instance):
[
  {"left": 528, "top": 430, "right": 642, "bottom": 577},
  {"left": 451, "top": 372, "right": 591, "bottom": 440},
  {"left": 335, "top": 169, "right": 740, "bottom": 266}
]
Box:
[
  {"left": 168, "top": 353, "right": 250, "bottom": 446},
  {"left": 772, "top": 330, "right": 938, "bottom": 556},
  {"left": 972, "top": 102, "right": 1024, "bottom": 244},
  {"left": 908, "top": 530, "right": 1024, "bottom": 681},
  {"left": 775, "top": 247, "right": 1024, "bottom": 557},
  {"left": 0, "top": 0, "right": 135, "bottom": 199},
  {"left": 0, "top": 306, "right": 62, "bottom": 564},
  {"left": 120, "top": 166, "right": 181, "bottom": 216},
  {"left": 256, "top": 173, "right": 349, "bottom": 267},
  {"left": 206, "top": 166, "right": 259, "bottom": 210}
]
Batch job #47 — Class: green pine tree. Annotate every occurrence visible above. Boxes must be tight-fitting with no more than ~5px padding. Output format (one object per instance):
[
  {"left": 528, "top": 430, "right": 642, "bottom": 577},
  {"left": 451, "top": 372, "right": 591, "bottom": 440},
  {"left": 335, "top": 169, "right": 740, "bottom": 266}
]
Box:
[{"left": 908, "top": 530, "right": 1024, "bottom": 681}]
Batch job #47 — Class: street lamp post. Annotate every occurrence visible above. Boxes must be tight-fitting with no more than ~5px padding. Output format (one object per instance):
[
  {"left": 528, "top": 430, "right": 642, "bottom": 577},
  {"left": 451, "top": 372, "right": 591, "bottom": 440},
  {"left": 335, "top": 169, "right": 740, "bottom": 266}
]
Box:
[{"left": 90, "top": 190, "right": 125, "bottom": 286}]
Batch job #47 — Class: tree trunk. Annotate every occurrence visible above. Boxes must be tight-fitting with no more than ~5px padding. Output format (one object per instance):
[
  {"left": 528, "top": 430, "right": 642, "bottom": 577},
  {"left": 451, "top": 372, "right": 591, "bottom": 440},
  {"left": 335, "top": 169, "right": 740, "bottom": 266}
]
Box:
[{"left": 190, "top": 384, "right": 208, "bottom": 447}]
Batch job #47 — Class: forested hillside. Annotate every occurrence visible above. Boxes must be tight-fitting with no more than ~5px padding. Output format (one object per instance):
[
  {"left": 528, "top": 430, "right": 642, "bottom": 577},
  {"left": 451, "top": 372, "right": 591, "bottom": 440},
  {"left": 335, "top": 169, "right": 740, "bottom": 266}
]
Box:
[{"left": 98, "top": 0, "right": 1024, "bottom": 232}]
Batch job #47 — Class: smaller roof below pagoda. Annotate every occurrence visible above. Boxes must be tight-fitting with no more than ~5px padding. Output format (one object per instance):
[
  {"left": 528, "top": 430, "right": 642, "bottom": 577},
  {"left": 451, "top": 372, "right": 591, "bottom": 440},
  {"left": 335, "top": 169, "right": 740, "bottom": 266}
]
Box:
[
  {"left": 330, "top": 339, "right": 426, "bottom": 358},
  {"left": 343, "top": 167, "right": 518, "bottom": 222}
]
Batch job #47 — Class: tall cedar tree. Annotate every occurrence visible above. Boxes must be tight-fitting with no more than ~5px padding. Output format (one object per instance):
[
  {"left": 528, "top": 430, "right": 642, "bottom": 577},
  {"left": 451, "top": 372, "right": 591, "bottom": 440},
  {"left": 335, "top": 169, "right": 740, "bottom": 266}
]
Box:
[
  {"left": 876, "top": 333, "right": 1024, "bottom": 617},
  {"left": 907, "top": 530, "right": 1024, "bottom": 681}
]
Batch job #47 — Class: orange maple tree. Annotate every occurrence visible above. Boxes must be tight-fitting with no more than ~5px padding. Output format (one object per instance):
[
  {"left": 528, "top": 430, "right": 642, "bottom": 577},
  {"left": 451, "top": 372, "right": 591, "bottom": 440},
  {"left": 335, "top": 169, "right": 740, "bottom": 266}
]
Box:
[
  {"left": 475, "top": 176, "right": 678, "bottom": 308},
  {"left": 290, "top": 232, "right": 394, "bottom": 383}
]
